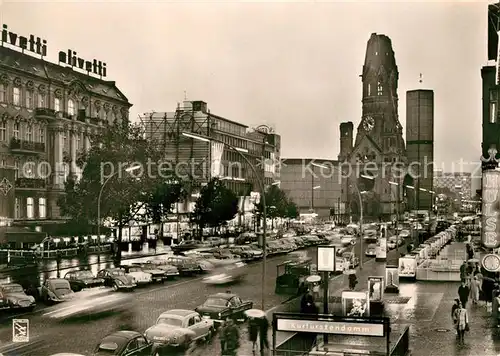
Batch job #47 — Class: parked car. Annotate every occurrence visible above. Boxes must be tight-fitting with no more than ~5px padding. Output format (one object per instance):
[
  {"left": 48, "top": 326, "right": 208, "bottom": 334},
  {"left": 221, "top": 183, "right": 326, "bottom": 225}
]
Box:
[
  {"left": 399, "top": 229, "right": 411, "bottom": 239},
  {"left": 194, "top": 292, "right": 253, "bottom": 326},
  {"left": 119, "top": 266, "right": 153, "bottom": 285},
  {"left": 387, "top": 237, "right": 397, "bottom": 250},
  {"left": 64, "top": 270, "right": 104, "bottom": 292},
  {"left": 97, "top": 268, "right": 136, "bottom": 291},
  {"left": 229, "top": 245, "right": 263, "bottom": 260},
  {"left": 94, "top": 330, "right": 154, "bottom": 356},
  {"left": 171, "top": 240, "right": 207, "bottom": 255},
  {"left": 365, "top": 244, "right": 377, "bottom": 257},
  {"left": 141, "top": 261, "right": 180, "bottom": 280},
  {"left": 144, "top": 309, "right": 214, "bottom": 350},
  {"left": 166, "top": 256, "right": 201, "bottom": 275},
  {"left": 39, "top": 278, "right": 74, "bottom": 304},
  {"left": 341, "top": 235, "right": 356, "bottom": 246},
  {"left": 0, "top": 283, "right": 36, "bottom": 311}
]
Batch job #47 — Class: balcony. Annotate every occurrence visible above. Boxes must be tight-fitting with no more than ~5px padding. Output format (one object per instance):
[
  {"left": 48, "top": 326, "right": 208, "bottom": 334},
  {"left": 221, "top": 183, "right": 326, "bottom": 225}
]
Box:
[
  {"left": 15, "top": 178, "right": 46, "bottom": 190},
  {"left": 10, "top": 139, "right": 46, "bottom": 154},
  {"left": 34, "top": 108, "right": 56, "bottom": 119}
]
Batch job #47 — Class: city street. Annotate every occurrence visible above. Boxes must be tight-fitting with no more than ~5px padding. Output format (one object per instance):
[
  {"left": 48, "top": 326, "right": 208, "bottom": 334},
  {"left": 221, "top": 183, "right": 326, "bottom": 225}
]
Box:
[{"left": 0, "top": 237, "right": 377, "bottom": 355}]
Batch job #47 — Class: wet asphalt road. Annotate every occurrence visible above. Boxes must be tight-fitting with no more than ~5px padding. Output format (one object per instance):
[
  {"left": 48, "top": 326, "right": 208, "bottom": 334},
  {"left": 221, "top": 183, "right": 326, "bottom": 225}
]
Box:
[{"left": 0, "top": 235, "right": 387, "bottom": 356}]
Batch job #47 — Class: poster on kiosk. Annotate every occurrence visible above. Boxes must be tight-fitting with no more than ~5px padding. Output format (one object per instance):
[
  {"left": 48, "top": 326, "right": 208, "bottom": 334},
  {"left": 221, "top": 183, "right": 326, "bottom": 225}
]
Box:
[
  {"left": 398, "top": 257, "right": 417, "bottom": 278},
  {"left": 376, "top": 224, "right": 387, "bottom": 262},
  {"left": 342, "top": 290, "right": 370, "bottom": 317},
  {"left": 368, "top": 276, "right": 384, "bottom": 301},
  {"left": 385, "top": 265, "right": 399, "bottom": 293}
]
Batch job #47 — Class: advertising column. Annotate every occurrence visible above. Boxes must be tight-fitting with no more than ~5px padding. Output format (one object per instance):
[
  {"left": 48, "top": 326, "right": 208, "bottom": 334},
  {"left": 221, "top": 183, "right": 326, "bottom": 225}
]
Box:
[{"left": 376, "top": 223, "right": 387, "bottom": 262}]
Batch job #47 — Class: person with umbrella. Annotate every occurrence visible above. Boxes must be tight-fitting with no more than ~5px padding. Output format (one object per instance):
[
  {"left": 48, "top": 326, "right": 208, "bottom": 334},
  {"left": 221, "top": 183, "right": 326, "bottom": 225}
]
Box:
[{"left": 220, "top": 318, "right": 239, "bottom": 356}]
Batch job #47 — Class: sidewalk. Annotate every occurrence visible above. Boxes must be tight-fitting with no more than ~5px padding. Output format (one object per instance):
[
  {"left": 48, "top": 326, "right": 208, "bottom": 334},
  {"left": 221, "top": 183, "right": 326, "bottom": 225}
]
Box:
[{"left": 234, "top": 258, "right": 500, "bottom": 356}]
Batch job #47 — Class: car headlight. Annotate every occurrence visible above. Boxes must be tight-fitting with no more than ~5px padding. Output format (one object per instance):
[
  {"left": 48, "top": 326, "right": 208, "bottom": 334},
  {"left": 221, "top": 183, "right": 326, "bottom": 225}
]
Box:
[{"left": 218, "top": 312, "right": 221, "bottom": 318}]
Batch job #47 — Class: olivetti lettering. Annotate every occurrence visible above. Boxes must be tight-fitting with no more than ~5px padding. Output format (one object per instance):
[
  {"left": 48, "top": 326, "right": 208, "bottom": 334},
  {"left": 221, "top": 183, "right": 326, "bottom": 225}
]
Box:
[{"left": 1, "top": 23, "right": 107, "bottom": 78}]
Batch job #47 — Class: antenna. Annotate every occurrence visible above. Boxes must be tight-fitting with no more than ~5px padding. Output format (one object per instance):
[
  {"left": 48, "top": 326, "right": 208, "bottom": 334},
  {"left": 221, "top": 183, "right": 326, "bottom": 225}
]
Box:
[
  {"left": 419, "top": 73, "right": 423, "bottom": 84},
  {"left": 184, "top": 91, "right": 187, "bottom": 100}
]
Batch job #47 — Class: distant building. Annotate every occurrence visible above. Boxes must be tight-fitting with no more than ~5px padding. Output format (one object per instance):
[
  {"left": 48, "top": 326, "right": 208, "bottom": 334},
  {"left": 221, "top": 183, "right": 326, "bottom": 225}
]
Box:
[
  {"left": 280, "top": 158, "right": 343, "bottom": 219},
  {"left": 433, "top": 171, "right": 472, "bottom": 198},
  {"left": 141, "top": 101, "right": 280, "bottom": 236}
]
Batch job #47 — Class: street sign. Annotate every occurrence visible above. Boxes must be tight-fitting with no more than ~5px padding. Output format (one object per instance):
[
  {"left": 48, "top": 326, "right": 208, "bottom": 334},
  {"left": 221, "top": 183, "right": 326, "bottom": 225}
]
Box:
[
  {"left": 317, "top": 246, "right": 336, "bottom": 272},
  {"left": 482, "top": 254, "right": 500, "bottom": 272}
]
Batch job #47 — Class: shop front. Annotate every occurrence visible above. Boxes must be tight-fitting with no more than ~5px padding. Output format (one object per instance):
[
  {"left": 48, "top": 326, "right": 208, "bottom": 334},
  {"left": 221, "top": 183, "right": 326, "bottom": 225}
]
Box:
[{"left": 272, "top": 313, "right": 409, "bottom": 356}]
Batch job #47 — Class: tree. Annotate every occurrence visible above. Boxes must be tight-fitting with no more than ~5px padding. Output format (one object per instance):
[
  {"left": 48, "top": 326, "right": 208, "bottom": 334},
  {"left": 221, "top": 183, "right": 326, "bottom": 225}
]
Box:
[
  {"left": 255, "top": 185, "right": 289, "bottom": 218},
  {"left": 191, "top": 178, "right": 239, "bottom": 236},
  {"left": 285, "top": 200, "right": 299, "bottom": 219},
  {"left": 58, "top": 122, "right": 158, "bottom": 262}
]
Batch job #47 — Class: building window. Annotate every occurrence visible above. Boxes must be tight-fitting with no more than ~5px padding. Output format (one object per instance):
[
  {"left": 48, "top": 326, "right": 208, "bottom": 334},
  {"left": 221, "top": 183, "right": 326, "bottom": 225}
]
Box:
[
  {"left": 39, "top": 198, "right": 46, "bottom": 218},
  {"left": 13, "top": 122, "right": 19, "bottom": 139},
  {"left": 68, "top": 99, "right": 75, "bottom": 115},
  {"left": 490, "top": 90, "right": 498, "bottom": 123},
  {"left": 0, "top": 84, "right": 5, "bottom": 103},
  {"left": 14, "top": 161, "right": 19, "bottom": 180},
  {"left": 26, "top": 197, "right": 34, "bottom": 219},
  {"left": 54, "top": 97, "right": 60, "bottom": 111},
  {"left": 0, "top": 122, "right": 5, "bottom": 141},
  {"left": 77, "top": 133, "right": 82, "bottom": 151},
  {"left": 26, "top": 125, "right": 33, "bottom": 142},
  {"left": 377, "top": 81, "right": 383, "bottom": 96},
  {"left": 39, "top": 127, "right": 45, "bottom": 143},
  {"left": 62, "top": 131, "right": 67, "bottom": 150},
  {"left": 15, "top": 198, "right": 20, "bottom": 219},
  {"left": 367, "top": 83, "right": 371, "bottom": 96},
  {"left": 25, "top": 162, "right": 35, "bottom": 178},
  {"left": 26, "top": 90, "right": 33, "bottom": 109},
  {"left": 37, "top": 93, "right": 46, "bottom": 108},
  {"left": 13, "top": 87, "right": 21, "bottom": 106}
]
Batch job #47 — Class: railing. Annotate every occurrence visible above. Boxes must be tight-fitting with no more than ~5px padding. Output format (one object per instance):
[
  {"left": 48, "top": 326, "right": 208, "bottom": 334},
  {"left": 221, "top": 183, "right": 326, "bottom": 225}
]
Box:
[
  {"left": 34, "top": 108, "right": 56, "bottom": 117},
  {"left": 89, "top": 116, "right": 100, "bottom": 125},
  {"left": 16, "top": 178, "right": 46, "bottom": 189},
  {"left": 390, "top": 325, "right": 410, "bottom": 356},
  {"left": 10, "top": 139, "right": 45, "bottom": 153},
  {"left": 274, "top": 333, "right": 317, "bottom": 356}
]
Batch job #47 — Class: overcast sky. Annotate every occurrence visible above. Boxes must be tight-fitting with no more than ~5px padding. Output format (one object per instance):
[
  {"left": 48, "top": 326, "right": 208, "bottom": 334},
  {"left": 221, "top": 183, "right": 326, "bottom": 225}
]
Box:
[{"left": 0, "top": 1, "right": 488, "bottom": 172}]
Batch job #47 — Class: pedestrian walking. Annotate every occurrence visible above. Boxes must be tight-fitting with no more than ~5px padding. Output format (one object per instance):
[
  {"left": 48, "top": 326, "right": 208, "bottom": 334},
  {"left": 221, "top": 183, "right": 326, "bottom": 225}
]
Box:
[
  {"left": 348, "top": 273, "right": 358, "bottom": 290},
  {"left": 459, "top": 261, "right": 468, "bottom": 284},
  {"left": 248, "top": 317, "right": 259, "bottom": 352},
  {"left": 458, "top": 280, "right": 470, "bottom": 308},
  {"left": 453, "top": 302, "right": 469, "bottom": 344},
  {"left": 300, "top": 289, "right": 317, "bottom": 314},
  {"left": 220, "top": 318, "right": 239, "bottom": 356},
  {"left": 258, "top": 315, "right": 270, "bottom": 356},
  {"left": 451, "top": 298, "right": 460, "bottom": 325},
  {"left": 470, "top": 276, "right": 481, "bottom": 304}
]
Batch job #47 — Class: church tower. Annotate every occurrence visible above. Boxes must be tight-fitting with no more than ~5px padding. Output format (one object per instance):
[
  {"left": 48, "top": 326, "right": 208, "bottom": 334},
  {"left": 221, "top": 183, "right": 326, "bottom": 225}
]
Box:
[{"left": 344, "top": 33, "right": 406, "bottom": 219}]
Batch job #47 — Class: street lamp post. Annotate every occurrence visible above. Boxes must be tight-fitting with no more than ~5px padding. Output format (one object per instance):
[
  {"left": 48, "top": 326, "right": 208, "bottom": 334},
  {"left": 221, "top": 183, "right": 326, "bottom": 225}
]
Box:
[
  {"left": 97, "top": 165, "right": 141, "bottom": 264},
  {"left": 182, "top": 132, "right": 268, "bottom": 309}
]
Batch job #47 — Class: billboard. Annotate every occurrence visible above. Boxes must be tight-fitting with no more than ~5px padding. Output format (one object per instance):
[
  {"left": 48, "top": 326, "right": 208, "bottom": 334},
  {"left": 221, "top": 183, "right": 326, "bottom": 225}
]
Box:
[
  {"left": 342, "top": 291, "right": 370, "bottom": 317},
  {"left": 317, "top": 246, "right": 336, "bottom": 272},
  {"left": 276, "top": 318, "right": 384, "bottom": 337},
  {"left": 368, "top": 276, "right": 384, "bottom": 301},
  {"left": 482, "top": 170, "right": 500, "bottom": 249},
  {"left": 398, "top": 257, "right": 417, "bottom": 278},
  {"left": 385, "top": 266, "right": 399, "bottom": 290}
]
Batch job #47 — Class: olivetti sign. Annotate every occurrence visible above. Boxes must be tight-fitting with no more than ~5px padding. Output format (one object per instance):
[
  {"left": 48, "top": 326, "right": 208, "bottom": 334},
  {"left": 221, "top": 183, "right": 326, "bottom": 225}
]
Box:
[{"left": 1, "top": 24, "right": 107, "bottom": 78}]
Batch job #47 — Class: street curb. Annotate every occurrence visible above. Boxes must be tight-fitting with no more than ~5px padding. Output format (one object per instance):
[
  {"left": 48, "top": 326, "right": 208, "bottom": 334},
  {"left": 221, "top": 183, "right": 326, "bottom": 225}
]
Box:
[{"left": 0, "top": 250, "right": 172, "bottom": 277}]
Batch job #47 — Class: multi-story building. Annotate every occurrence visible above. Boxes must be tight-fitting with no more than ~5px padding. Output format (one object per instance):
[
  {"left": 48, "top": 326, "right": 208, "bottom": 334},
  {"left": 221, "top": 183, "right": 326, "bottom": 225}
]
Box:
[
  {"left": 433, "top": 170, "right": 473, "bottom": 198},
  {"left": 406, "top": 89, "right": 435, "bottom": 211},
  {"left": 0, "top": 43, "right": 131, "bottom": 241},
  {"left": 141, "top": 101, "right": 280, "bottom": 236},
  {"left": 279, "top": 158, "right": 344, "bottom": 219}
]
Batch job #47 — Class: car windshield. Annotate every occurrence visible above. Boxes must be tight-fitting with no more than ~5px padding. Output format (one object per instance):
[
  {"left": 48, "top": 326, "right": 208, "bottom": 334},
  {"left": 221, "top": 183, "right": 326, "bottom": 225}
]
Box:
[
  {"left": 157, "top": 317, "right": 183, "bottom": 327},
  {"left": 76, "top": 271, "right": 94, "bottom": 279},
  {"left": 2, "top": 284, "right": 23, "bottom": 293},
  {"left": 52, "top": 282, "right": 70, "bottom": 290},
  {"left": 128, "top": 267, "right": 142, "bottom": 273},
  {"left": 98, "top": 342, "right": 119, "bottom": 352},
  {"left": 110, "top": 270, "right": 125, "bottom": 276},
  {"left": 203, "top": 298, "right": 228, "bottom": 307}
]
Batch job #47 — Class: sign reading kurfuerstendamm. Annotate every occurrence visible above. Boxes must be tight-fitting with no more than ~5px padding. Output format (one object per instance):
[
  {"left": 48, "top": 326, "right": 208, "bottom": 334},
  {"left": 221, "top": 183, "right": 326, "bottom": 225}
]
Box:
[{"left": 276, "top": 318, "right": 385, "bottom": 337}]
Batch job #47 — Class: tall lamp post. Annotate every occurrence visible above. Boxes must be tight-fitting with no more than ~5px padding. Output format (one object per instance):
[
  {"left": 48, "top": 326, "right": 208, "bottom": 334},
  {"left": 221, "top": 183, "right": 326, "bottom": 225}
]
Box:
[
  {"left": 389, "top": 180, "right": 401, "bottom": 227},
  {"left": 311, "top": 185, "right": 320, "bottom": 211},
  {"left": 97, "top": 165, "right": 141, "bottom": 264},
  {"left": 182, "top": 132, "right": 268, "bottom": 309}
]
